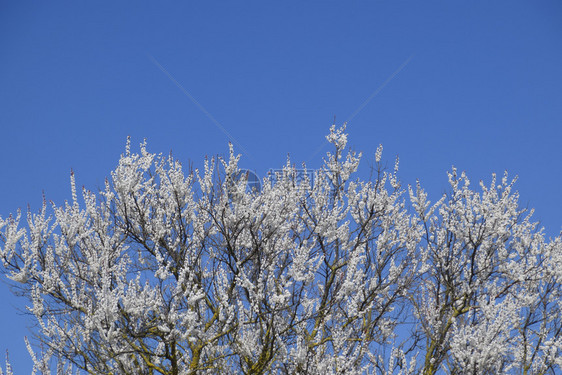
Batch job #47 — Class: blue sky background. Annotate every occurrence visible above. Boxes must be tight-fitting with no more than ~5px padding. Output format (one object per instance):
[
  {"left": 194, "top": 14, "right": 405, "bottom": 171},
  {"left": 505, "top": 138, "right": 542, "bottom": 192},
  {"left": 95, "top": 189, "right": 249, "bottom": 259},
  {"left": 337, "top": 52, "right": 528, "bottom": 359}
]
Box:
[{"left": 1, "top": 1, "right": 561, "bottom": 372}]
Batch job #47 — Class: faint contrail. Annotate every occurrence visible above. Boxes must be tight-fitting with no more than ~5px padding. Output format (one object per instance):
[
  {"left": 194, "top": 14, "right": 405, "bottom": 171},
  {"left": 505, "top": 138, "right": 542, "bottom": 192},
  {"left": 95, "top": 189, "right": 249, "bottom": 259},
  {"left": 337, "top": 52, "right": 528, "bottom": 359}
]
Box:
[
  {"left": 147, "top": 54, "right": 253, "bottom": 160},
  {"left": 306, "top": 54, "right": 414, "bottom": 164},
  {"left": 345, "top": 54, "right": 414, "bottom": 124}
]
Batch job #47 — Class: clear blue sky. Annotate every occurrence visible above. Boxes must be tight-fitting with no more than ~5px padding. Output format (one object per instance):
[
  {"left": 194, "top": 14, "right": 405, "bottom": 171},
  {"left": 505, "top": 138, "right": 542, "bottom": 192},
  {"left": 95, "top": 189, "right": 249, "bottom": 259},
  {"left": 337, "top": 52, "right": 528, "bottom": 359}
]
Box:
[{"left": 1, "top": 2, "right": 561, "bottom": 372}]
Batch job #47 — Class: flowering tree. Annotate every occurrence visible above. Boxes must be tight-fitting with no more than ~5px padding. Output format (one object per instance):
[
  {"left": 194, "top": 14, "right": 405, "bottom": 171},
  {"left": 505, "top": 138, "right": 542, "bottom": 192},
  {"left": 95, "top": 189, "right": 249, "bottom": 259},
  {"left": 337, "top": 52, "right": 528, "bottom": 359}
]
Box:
[
  {"left": 409, "top": 171, "right": 562, "bottom": 374},
  {"left": 0, "top": 126, "right": 560, "bottom": 374}
]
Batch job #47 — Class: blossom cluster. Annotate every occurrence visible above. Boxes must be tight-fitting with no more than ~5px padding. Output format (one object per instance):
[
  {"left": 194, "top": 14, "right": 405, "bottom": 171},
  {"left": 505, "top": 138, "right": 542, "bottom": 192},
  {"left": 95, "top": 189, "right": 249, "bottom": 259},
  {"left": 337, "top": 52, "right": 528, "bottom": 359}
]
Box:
[{"left": 0, "top": 125, "right": 560, "bottom": 374}]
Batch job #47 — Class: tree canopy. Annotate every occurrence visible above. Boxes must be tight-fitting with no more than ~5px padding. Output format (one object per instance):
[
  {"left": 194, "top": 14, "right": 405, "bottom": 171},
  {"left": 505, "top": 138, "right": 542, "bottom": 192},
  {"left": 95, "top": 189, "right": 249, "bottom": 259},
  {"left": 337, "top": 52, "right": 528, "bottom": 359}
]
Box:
[{"left": 1, "top": 126, "right": 561, "bottom": 374}]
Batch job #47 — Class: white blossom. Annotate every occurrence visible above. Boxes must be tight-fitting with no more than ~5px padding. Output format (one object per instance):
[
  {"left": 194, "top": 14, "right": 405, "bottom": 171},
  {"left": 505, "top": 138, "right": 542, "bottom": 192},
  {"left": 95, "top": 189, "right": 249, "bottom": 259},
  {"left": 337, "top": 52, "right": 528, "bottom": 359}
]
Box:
[{"left": 0, "top": 125, "right": 560, "bottom": 374}]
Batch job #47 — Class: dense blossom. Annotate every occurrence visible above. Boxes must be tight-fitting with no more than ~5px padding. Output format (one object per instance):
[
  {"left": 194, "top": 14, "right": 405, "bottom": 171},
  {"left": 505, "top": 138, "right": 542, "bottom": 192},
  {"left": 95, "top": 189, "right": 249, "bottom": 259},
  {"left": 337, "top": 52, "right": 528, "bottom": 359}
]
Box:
[{"left": 0, "top": 125, "right": 560, "bottom": 374}]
